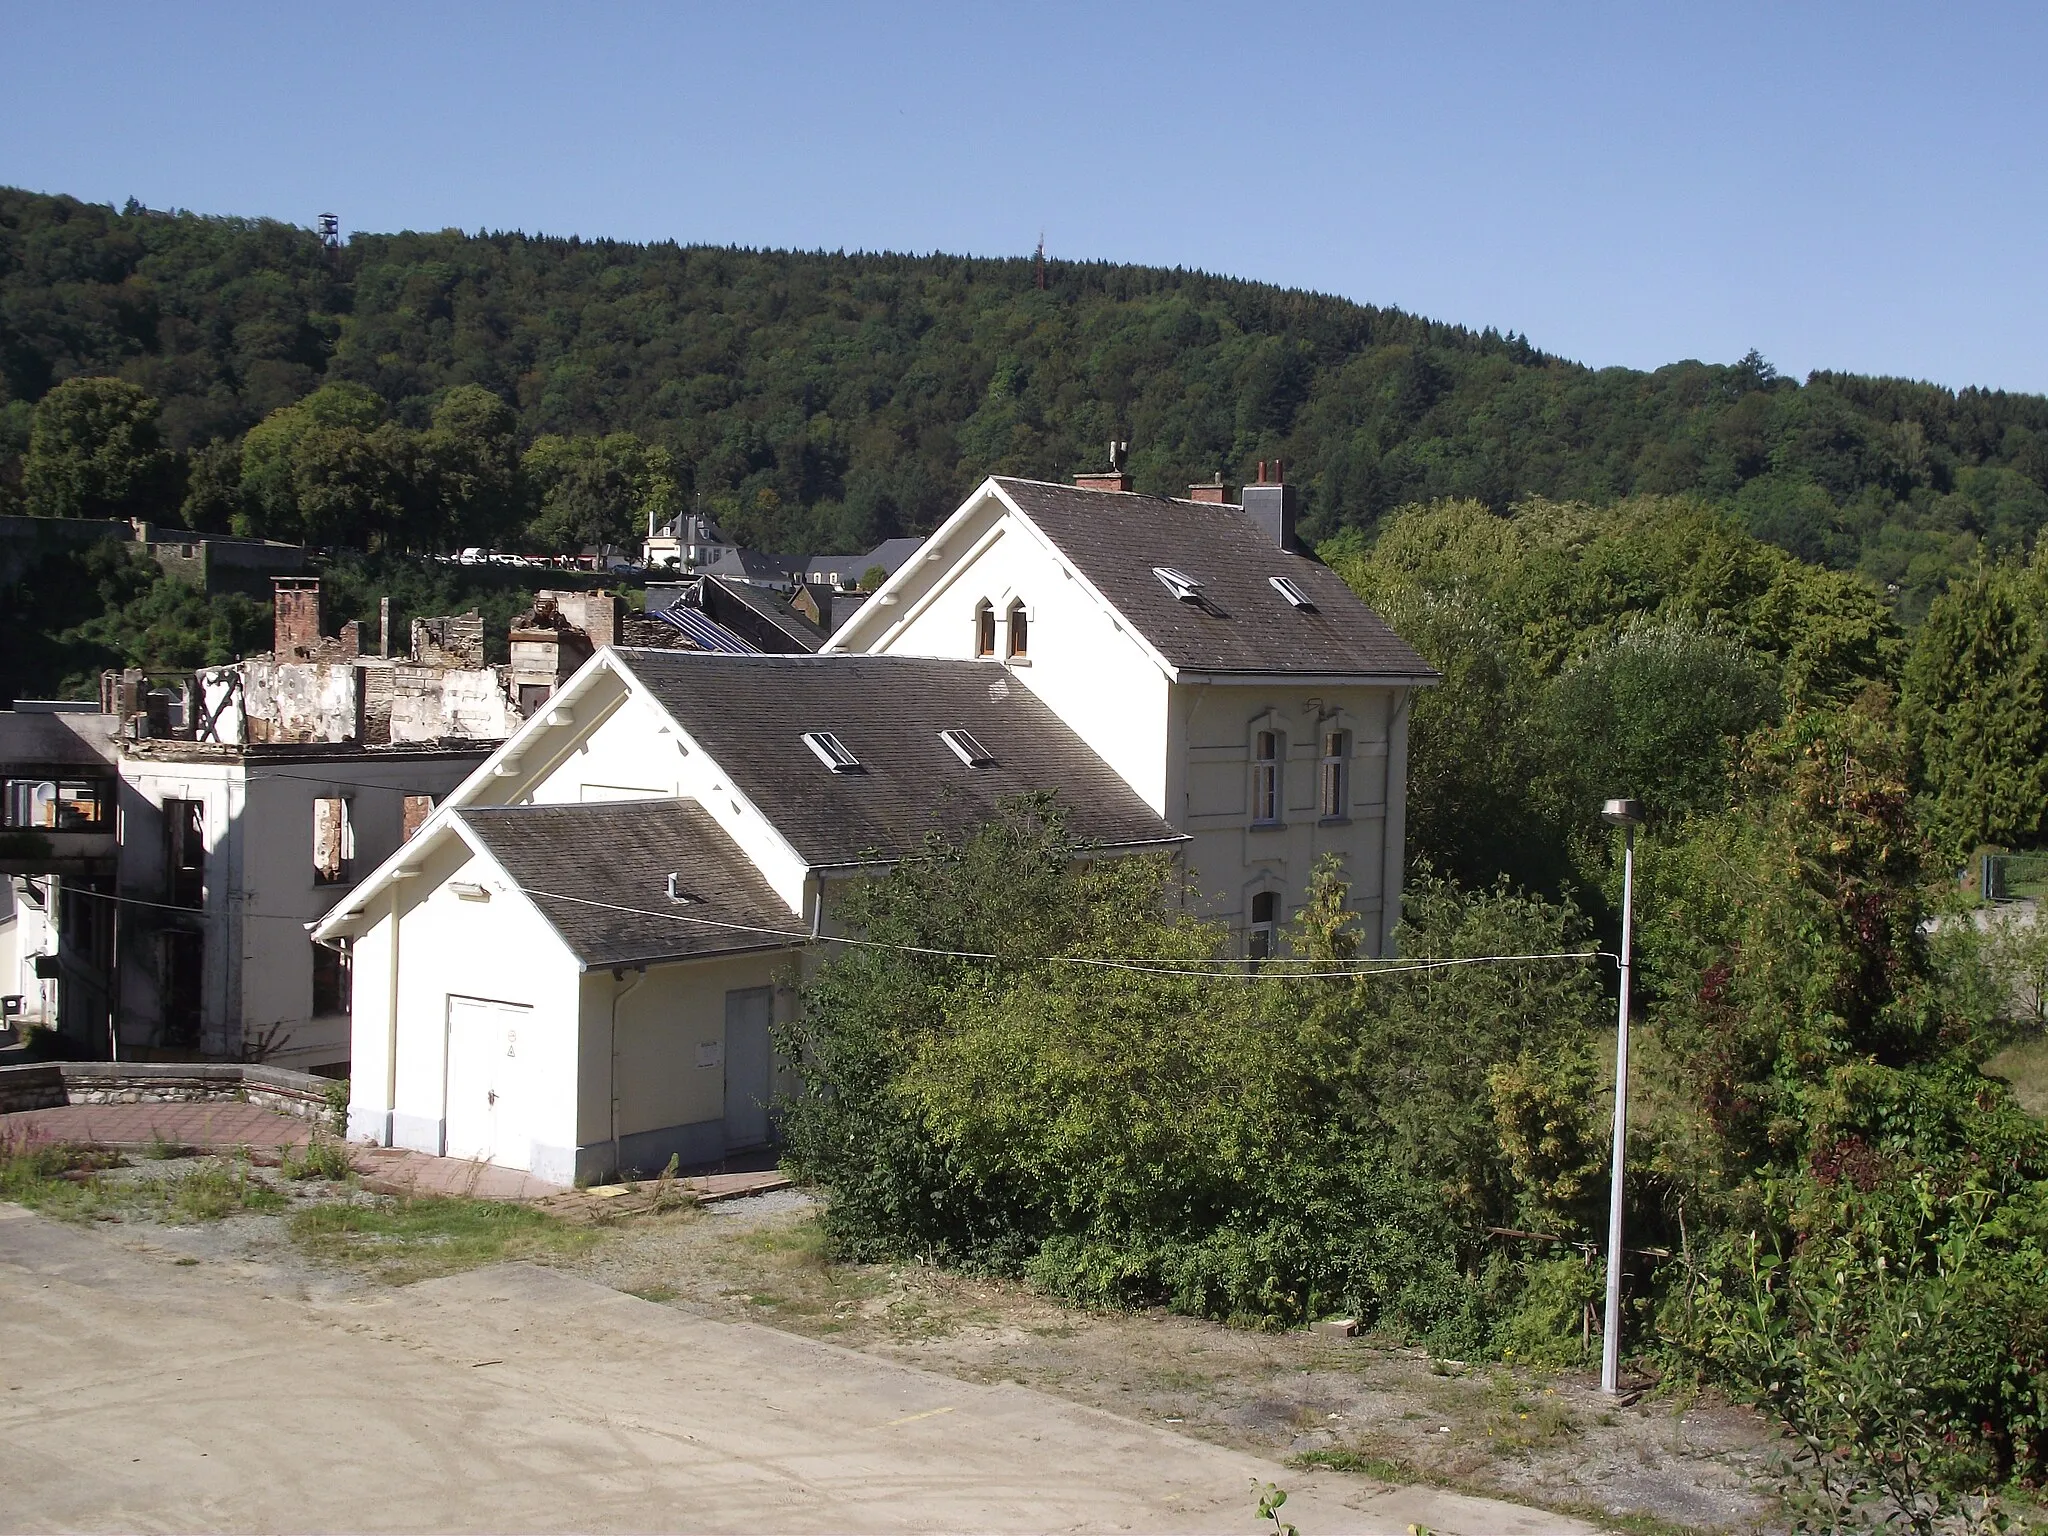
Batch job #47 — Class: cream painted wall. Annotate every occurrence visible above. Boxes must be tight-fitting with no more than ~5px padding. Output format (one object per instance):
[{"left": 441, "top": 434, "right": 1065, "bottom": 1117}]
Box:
[{"left": 1172, "top": 682, "right": 1407, "bottom": 954}]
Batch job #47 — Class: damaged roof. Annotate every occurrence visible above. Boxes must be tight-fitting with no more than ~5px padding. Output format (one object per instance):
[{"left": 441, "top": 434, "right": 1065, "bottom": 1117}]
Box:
[
  {"left": 611, "top": 649, "right": 1184, "bottom": 868},
  {"left": 456, "top": 798, "right": 798, "bottom": 969},
  {"left": 992, "top": 477, "right": 1437, "bottom": 679}
]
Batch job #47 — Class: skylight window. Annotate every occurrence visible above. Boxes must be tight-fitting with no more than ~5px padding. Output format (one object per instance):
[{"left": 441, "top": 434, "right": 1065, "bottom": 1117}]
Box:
[
  {"left": 1153, "top": 566, "right": 1205, "bottom": 602},
  {"left": 801, "top": 731, "right": 863, "bottom": 772},
  {"left": 939, "top": 728, "right": 995, "bottom": 767},
  {"left": 1269, "top": 575, "right": 1317, "bottom": 610}
]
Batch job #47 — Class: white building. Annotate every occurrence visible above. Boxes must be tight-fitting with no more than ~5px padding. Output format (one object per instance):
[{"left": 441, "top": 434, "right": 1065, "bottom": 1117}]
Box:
[
  {"left": 316, "top": 470, "right": 1434, "bottom": 1181},
  {"left": 316, "top": 649, "right": 1178, "bottom": 1183},
  {"left": 824, "top": 472, "right": 1436, "bottom": 952}
]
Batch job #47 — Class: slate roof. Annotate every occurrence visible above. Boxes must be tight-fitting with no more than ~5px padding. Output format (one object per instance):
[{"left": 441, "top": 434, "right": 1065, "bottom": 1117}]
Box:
[
  {"left": 992, "top": 477, "right": 1437, "bottom": 679},
  {"left": 701, "top": 576, "right": 828, "bottom": 653},
  {"left": 611, "top": 650, "right": 1183, "bottom": 868},
  {"left": 456, "top": 798, "right": 799, "bottom": 968}
]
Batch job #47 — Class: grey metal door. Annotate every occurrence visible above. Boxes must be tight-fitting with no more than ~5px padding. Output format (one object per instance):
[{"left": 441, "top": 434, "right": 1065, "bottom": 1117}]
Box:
[{"left": 722, "top": 987, "right": 774, "bottom": 1150}]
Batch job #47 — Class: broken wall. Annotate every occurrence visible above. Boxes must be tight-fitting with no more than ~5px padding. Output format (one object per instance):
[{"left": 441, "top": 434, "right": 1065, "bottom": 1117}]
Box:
[
  {"left": 239, "top": 660, "right": 361, "bottom": 744},
  {"left": 387, "top": 666, "right": 521, "bottom": 743}
]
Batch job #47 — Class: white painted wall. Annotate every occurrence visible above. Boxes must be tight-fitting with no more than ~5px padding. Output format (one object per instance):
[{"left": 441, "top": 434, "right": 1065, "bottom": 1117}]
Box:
[
  {"left": 119, "top": 749, "right": 483, "bottom": 1067},
  {"left": 832, "top": 490, "right": 1175, "bottom": 814},
  {"left": 0, "top": 877, "right": 57, "bottom": 1027},
  {"left": 353, "top": 831, "right": 583, "bottom": 1169}
]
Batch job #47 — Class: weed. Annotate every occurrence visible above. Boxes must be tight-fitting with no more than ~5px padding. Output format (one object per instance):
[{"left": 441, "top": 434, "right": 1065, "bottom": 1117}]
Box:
[
  {"left": 0, "top": 1138, "right": 123, "bottom": 1219},
  {"left": 279, "top": 1134, "right": 354, "bottom": 1182},
  {"left": 151, "top": 1162, "right": 287, "bottom": 1221},
  {"left": 1290, "top": 1446, "right": 1418, "bottom": 1483},
  {"left": 289, "top": 1196, "right": 596, "bottom": 1284},
  {"left": 626, "top": 1283, "right": 679, "bottom": 1303}
]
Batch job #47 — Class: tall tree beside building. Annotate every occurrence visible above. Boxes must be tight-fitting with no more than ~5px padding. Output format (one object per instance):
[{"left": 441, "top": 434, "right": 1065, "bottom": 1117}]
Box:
[
  {"left": 1900, "top": 554, "right": 2048, "bottom": 856},
  {"left": 420, "top": 385, "right": 526, "bottom": 548},
  {"left": 21, "top": 376, "right": 175, "bottom": 520}
]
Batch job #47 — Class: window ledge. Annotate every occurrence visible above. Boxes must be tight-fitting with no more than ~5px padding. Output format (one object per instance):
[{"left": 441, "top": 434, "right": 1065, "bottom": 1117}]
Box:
[
  {"left": 1249, "top": 820, "right": 1287, "bottom": 833},
  {"left": 1318, "top": 815, "right": 1352, "bottom": 827},
  {"left": 1005, "top": 656, "right": 1032, "bottom": 667}
]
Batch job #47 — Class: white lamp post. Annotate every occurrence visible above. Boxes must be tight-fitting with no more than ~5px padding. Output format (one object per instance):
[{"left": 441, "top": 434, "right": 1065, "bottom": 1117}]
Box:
[{"left": 1599, "top": 796, "right": 1642, "bottom": 1396}]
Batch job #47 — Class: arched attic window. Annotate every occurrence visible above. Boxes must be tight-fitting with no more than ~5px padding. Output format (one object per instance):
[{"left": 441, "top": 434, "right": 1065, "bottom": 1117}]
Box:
[
  {"left": 974, "top": 599, "right": 996, "bottom": 658},
  {"left": 1006, "top": 599, "right": 1029, "bottom": 659}
]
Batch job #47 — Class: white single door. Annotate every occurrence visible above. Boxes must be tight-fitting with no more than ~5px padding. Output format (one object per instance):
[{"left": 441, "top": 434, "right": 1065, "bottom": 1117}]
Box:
[
  {"left": 723, "top": 987, "right": 774, "bottom": 1151},
  {"left": 445, "top": 996, "right": 532, "bottom": 1169}
]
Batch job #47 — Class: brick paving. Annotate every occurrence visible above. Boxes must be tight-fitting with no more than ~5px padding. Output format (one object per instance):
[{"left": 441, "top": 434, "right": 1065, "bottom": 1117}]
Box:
[
  {"left": 0, "top": 1102, "right": 805, "bottom": 1207},
  {"left": 0, "top": 1102, "right": 311, "bottom": 1153}
]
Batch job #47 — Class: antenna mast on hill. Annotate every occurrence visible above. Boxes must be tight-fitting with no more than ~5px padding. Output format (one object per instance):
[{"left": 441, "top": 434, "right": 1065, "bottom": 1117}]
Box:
[
  {"left": 317, "top": 213, "right": 340, "bottom": 250},
  {"left": 1035, "top": 231, "right": 1046, "bottom": 290}
]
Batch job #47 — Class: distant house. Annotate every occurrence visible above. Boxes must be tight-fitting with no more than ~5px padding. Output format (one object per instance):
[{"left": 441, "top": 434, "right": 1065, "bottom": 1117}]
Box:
[{"left": 315, "top": 464, "right": 1433, "bottom": 1180}]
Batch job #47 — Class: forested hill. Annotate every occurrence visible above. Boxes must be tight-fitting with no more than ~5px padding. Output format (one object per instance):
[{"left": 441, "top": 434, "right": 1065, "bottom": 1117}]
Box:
[{"left": 6, "top": 186, "right": 2048, "bottom": 617}]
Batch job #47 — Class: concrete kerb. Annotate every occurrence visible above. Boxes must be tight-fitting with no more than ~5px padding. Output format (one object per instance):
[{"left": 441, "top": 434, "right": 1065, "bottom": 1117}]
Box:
[{"left": 0, "top": 1061, "right": 337, "bottom": 1124}]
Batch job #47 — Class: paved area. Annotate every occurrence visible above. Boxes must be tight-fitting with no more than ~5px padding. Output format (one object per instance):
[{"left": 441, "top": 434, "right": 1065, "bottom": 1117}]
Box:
[
  {"left": 0, "top": 1103, "right": 783, "bottom": 1205},
  {"left": 0, "top": 1206, "right": 1596, "bottom": 1535},
  {"left": 0, "top": 1100, "right": 312, "bottom": 1153}
]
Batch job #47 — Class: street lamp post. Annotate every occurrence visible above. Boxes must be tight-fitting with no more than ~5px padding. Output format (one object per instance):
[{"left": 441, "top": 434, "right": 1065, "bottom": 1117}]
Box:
[{"left": 1599, "top": 797, "right": 1643, "bottom": 1397}]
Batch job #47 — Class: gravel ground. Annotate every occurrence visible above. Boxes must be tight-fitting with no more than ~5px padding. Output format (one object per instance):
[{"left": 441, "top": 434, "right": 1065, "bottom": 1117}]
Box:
[{"left": 33, "top": 1164, "right": 1781, "bottom": 1533}]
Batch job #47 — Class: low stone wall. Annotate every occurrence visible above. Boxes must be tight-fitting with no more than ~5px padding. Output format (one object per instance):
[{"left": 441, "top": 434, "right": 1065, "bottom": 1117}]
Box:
[{"left": 0, "top": 1062, "right": 337, "bottom": 1125}]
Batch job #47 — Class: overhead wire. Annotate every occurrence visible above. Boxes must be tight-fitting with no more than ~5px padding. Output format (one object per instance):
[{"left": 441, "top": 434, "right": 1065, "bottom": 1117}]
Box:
[{"left": 516, "top": 884, "right": 1612, "bottom": 983}]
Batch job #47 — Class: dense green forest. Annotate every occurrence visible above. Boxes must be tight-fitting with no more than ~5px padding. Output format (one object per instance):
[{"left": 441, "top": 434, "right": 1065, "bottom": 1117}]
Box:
[{"left": 8, "top": 187, "right": 2048, "bottom": 619}]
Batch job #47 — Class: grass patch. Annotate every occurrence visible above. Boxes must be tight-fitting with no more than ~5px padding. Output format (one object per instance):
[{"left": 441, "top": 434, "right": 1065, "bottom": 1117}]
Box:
[
  {"left": 1986, "top": 1036, "right": 2048, "bottom": 1118},
  {"left": 289, "top": 1196, "right": 596, "bottom": 1284},
  {"left": 149, "top": 1162, "right": 286, "bottom": 1221},
  {"left": 0, "top": 1140, "right": 126, "bottom": 1219},
  {"left": 626, "top": 1283, "right": 679, "bottom": 1303},
  {"left": 279, "top": 1134, "right": 355, "bottom": 1182},
  {"left": 1289, "top": 1446, "right": 1418, "bottom": 1483}
]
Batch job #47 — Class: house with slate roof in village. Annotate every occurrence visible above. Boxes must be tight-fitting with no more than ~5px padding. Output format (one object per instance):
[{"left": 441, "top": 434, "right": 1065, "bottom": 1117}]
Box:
[{"left": 314, "top": 463, "right": 1435, "bottom": 1184}]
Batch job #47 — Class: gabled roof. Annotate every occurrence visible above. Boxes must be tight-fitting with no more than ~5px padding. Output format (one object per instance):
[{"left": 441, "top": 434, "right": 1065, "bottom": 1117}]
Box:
[
  {"left": 990, "top": 477, "right": 1436, "bottom": 680},
  {"left": 610, "top": 649, "right": 1182, "bottom": 867},
  {"left": 456, "top": 799, "right": 798, "bottom": 969},
  {"left": 701, "top": 576, "right": 828, "bottom": 652},
  {"left": 861, "top": 537, "right": 925, "bottom": 574}
]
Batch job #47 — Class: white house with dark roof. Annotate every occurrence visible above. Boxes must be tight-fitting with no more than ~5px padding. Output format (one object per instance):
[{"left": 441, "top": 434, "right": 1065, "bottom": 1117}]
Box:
[
  {"left": 315, "top": 648, "right": 1181, "bottom": 1182},
  {"left": 824, "top": 470, "right": 1437, "bottom": 955},
  {"left": 314, "top": 465, "right": 1430, "bottom": 1183}
]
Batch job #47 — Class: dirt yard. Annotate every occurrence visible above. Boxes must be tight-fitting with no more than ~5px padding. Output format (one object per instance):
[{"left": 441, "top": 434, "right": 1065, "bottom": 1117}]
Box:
[{"left": 6, "top": 1148, "right": 1781, "bottom": 1534}]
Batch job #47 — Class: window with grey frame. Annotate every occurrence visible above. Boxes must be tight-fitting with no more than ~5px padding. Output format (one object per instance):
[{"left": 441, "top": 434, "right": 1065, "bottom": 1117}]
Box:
[
  {"left": 1318, "top": 730, "right": 1350, "bottom": 820},
  {"left": 1248, "top": 891, "right": 1279, "bottom": 960},
  {"left": 1251, "top": 730, "right": 1281, "bottom": 826},
  {"left": 973, "top": 599, "right": 996, "bottom": 657}
]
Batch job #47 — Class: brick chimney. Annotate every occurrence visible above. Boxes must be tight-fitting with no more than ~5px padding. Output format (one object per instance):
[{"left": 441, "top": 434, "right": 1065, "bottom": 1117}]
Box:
[
  {"left": 1074, "top": 439, "right": 1133, "bottom": 493},
  {"left": 1240, "top": 460, "right": 1299, "bottom": 552},
  {"left": 273, "top": 578, "right": 325, "bottom": 658},
  {"left": 1187, "top": 473, "right": 1233, "bottom": 504}
]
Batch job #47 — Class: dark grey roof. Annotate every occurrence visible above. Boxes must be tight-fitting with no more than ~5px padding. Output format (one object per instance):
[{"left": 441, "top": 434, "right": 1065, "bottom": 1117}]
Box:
[
  {"left": 861, "top": 537, "right": 925, "bottom": 575},
  {"left": 702, "top": 549, "right": 805, "bottom": 584},
  {"left": 701, "top": 576, "right": 827, "bottom": 653},
  {"left": 611, "top": 650, "right": 1183, "bottom": 867},
  {"left": 993, "top": 477, "right": 1437, "bottom": 679},
  {"left": 456, "top": 798, "right": 799, "bottom": 968}
]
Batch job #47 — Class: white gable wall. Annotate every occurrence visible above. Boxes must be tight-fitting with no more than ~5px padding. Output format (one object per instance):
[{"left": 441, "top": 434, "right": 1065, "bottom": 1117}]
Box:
[
  {"left": 832, "top": 490, "right": 1175, "bottom": 815},
  {"left": 348, "top": 831, "right": 583, "bottom": 1171}
]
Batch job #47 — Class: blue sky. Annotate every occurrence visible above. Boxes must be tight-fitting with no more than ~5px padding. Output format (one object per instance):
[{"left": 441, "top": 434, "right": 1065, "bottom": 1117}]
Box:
[{"left": 5, "top": 3, "right": 2042, "bottom": 392}]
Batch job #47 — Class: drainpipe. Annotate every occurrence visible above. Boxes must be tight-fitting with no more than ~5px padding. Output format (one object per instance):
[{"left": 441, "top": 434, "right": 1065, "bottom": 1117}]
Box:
[
  {"left": 383, "top": 871, "right": 417, "bottom": 1146},
  {"left": 609, "top": 966, "right": 645, "bottom": 1178}
]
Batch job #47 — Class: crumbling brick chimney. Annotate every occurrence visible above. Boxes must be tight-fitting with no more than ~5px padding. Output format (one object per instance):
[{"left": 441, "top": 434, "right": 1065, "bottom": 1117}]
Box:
[
  {"left": 1240, "top": 459, "right": 1300, "bottom": 552},
  {"left": 274, "top": 578, "right": 324, "bottom": 658},
  {"left": 1074, "top": 438, "right": 1133, "bottom": 493}
]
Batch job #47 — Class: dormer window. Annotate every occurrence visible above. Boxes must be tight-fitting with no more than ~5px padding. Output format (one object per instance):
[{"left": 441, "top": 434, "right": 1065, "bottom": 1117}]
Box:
[
  {"left": 974, "top": 599, "right": 996, "bottom": 657},
  {"left": 1006, "top": 599, "right": 1029, "bottom": 659},
  {"left": 1269, "top": 575, "right": 1316, "bottom": 610},
  {"left": 939, "top": 728, "right": 994, "bottom": 767},
  {"left": 1153, "top": 567, "right": 1204, "bottom": 602},
  {"left": 801, "top": 731, "right": 863, "bottom": 772}
]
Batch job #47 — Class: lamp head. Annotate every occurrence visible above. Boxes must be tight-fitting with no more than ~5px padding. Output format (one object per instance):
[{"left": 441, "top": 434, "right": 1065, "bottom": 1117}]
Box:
[{"left": 1601, "top": 797, "right": 1644, "bottom": 828}]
